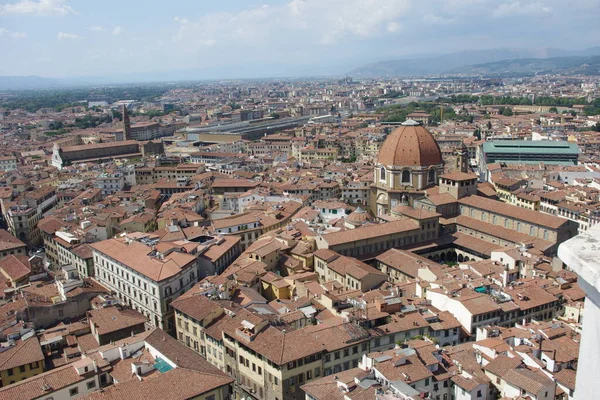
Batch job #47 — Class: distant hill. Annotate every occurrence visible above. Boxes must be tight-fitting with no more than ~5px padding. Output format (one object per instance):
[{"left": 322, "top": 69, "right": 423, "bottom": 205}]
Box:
[
  {"left": 347, "top": 47, "right": 600, "bottom": 77},
  {"left": 0, "top": 75, "right": 65, "bottom": 90},
  {"left": 449, "top": 55, "right": 600, "bottom": 76}
]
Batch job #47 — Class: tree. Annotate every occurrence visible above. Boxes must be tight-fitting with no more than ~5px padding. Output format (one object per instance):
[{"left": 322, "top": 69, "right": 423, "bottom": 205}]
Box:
[
  {"left": 502, "top": 107, "right": 513, "bottom": 116},
  {"left": 549, "top": 107, "right": 558, "bottom": 113},
  {"left": 473, "top": 129, "right": 481, "bottom": 140},
  {"left": 486, "top": 121, "right": 492, "bottom": 130}
]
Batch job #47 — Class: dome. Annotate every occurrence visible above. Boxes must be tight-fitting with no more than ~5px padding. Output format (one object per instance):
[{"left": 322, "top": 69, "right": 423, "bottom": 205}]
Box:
[
  {"left": 377, "top": 120, "right": 442, "bottom": 167},
  {"left": 346, "top": 206, "right": 371, "bottom": 224}
]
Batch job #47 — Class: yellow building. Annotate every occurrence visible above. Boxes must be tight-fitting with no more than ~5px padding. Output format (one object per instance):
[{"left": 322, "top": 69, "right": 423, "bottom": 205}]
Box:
[{"left": 0, "top": 337, "right": 45, "bottom": 387}]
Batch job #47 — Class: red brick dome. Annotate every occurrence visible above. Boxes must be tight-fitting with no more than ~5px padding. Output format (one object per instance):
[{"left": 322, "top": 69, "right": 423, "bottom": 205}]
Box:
[{"left": 377, "top": 120, "right": 442, "bottom": 167}]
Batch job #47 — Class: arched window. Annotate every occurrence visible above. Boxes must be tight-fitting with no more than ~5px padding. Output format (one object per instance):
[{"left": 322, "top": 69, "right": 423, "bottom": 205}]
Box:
[
  {"left": 517, "top": 222, "right": 521, "bottom": 232},
  {"left": 428, "top": 169, "right": 436, "bottom": 183},
  {"left": 380, "top": 167, "right": 386, "bottom": 182},
  {"left": 530, "top": 226, "right": 535, "bottom": 236},
  {"left": 401, "top": 170, "right": 411, "bottom": 183},
  {"left": 504, "top": 218, "right": 509, "bottom": 228},
  {"left": 544, "top": 230, "right": 549, "bottom": 240},
  {"left": 481, "top": 212, "right": 487, "bottom": 222},
  {"left": 493, "top": 215, "right": 497, "bottom": 224}
]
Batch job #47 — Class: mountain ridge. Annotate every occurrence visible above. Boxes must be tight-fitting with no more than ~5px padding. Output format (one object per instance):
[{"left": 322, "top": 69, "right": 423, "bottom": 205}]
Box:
[{"left": 347, "top": 47, "right": 600, "bottom": 77}]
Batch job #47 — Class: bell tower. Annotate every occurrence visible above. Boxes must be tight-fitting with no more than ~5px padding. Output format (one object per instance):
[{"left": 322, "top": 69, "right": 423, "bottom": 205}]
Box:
[{"left": 122, "top": 104, "right": 132, "bottom": 141}]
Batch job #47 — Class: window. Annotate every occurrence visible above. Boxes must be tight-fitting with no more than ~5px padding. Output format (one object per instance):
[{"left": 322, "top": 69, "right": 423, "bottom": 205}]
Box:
[
  {"left": 401, "top": 170, "right": 411, "bottom": 183},
  {"left": 380, "top": 167, "right": 386, "bottom": 182},
  {"left": 7, "top": 369, "right": 13, "bottom": 376},
  {"left": 87, "top": 381, "right": 96, "bottom": 390},
  {"left": 477, "top": 389, "right": 482, "bottom": 397},
  {"left": 428, "top": 169, "right": 435, "bottom": 183},
  {"left": 19, "top": 366, "right": 25, "bottom": 373},
  {"left": 315, "top": 367, "right": 321, "bottom": 377},
  {"left": 544, "top": 230, "right": 549, "bottom": 240},
  {"left": 69, "top": 388, "right": 79, "bottom": 397}
]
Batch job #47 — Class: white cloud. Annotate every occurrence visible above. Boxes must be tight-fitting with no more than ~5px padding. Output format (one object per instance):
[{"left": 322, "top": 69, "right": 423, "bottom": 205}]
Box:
[
  {"left": 89, "top": 26, "right": 104, "bottom": 32},
  {"left": 112, "top": 26, "right": 124, "bottom": 36},
  {"left": 0, "top": 0, "right": 75, "bottom": 16},
  {"left": 423, "top": 14, "right": 456, "bottom": 24},
  {"left": 173, "top": 0, "right": 412, "bottom": 49},
  {"left": 387, "top": 21, "right": 401, "bottom": 33},
  {"left": 493, "top": 1, "right": 552, "bottom": 17},
  {"left": 57, "top": 31, "right": 79, "bottom": 40},
  {"left": 0, "top": 27, "right": 27, "bottom": 38}
]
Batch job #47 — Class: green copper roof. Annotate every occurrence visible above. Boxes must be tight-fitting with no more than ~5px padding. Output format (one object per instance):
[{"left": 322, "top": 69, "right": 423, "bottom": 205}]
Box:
[{"left": 482, "top": 140, "right": 580, "bottom": 155}]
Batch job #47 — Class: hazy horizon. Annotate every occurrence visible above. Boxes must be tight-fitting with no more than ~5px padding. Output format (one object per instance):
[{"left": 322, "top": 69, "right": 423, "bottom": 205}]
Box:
[{"left": 1, "top": 0, "right": 600, "bottom": 79}]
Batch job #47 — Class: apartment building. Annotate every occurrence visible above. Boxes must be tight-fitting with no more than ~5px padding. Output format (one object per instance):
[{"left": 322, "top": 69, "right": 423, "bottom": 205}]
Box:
[
  {"left": 173, "top": 286, "right": 466, "bottom": 400},
  {"left": 313, "top": 249, "right": 386, "bottom": 292},
  {"left": 134, "top": 164, "right": 205, "bottom": 185},
  {"left": 91, "top": 235, "right": 199, "bottom": 332},
  {"left": 0, "top": 337, "right": 44, "bottom": 387},
  {"left": 94, "top": 172, "right": 126, "bottom": 196},
  {"left": 0, "top": 156, "right": 17, "bottom": 171},
  {"left": 0, "top": 358, "right": 106, "bottom": 399},
  {"left": 3, "top": 186, "right": 58, "bottom": 249}
]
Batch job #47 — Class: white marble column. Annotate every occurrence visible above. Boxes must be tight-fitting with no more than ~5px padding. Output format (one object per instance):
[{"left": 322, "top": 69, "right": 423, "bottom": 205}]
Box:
[{"left": 558, "top": 224, "right": 600, "bottom": 400}]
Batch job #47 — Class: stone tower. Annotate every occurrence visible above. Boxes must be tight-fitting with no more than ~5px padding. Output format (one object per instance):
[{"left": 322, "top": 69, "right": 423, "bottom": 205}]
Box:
[{"left": 122, "top": 104, "right": 131, "bottom": 141}]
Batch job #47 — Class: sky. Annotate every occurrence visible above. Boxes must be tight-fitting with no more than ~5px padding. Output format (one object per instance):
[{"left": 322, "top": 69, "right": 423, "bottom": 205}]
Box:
[{"left": 1, "top": 0, "right": 600, "bottom": 79}]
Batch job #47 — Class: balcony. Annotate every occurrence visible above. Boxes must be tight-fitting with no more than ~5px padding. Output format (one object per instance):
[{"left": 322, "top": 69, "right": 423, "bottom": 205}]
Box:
[{"left": 557, "top": 223, "right": 600, "bottom": 400}]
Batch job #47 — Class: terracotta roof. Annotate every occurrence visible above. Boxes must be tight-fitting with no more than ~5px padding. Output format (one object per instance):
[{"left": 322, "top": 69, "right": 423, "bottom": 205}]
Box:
[
  {"left": 502, "top": 367, "right": 553, "bottom": 395},
  {"left": 90, "top": 238, "right": 197, "bottom": 282},
  {"left": 483, "top": 355, "right": 523, "bottom": 377},
  {"left": 88, "top": 307, "right": 147, "bottom": 335},
  {"left": 82, "top": 367, "right": 232, "bottom": 400},
  {"left": 0, "top": 363, "right": 85, "bottom": 400},
  {"left": 171, "top": 294, "right": 222, "bottom": 323},
  {"left": 458, "top": 195, "right": 567, "bottom": 229},
  {"left": 554, "top": 368, "right": 576, "bottom": 391},
  {"left": 320, "top": 219, "right": 419, "bottom": 247},
  {"left": 144, "top": 329, "right": 230, "bottom": 375},
  {"left": 440, "top": 172, "right": 478, "bottom": 181},
  {"left": 376, "top": 248, "right": 439, "bottom": 278},
  {"left": 0, "top": 229, "right": 26, "bottom": 252},
  {"left": 0, "top": 255, "right": 31, "bottom": 281}
]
